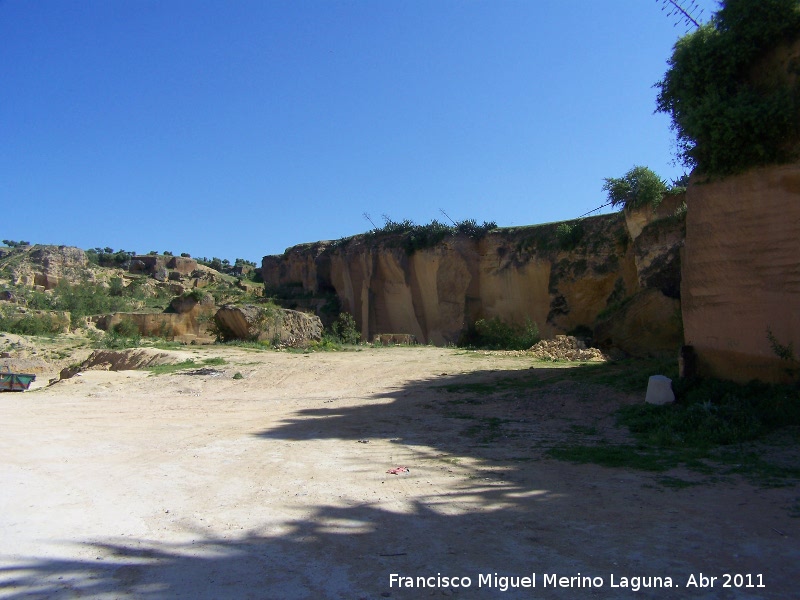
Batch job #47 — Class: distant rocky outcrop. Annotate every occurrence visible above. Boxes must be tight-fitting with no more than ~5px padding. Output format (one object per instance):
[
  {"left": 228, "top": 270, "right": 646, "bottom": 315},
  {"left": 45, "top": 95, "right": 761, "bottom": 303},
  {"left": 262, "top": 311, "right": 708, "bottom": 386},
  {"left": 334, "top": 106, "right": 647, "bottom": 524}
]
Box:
[
  {"left": 167, "top": 256, "right": 198, "bottom": 276},
  {"left": 29, "top": 245, "right": 88, "bottom": 275},
  {"left": 169, "top": 291, "right": 214, "bottom": 314},
  {"left": 94, "top": 292, "right": 218, "bottom": 345},
  {"left": 5, "top": 245, "right": 91, "bottom": 289}
]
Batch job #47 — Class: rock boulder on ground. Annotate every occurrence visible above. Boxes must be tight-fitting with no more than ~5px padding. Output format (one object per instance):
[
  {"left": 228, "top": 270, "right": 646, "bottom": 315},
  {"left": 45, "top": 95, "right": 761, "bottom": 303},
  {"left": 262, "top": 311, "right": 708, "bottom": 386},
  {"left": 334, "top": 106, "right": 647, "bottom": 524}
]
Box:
[{"left": 214, "top": 304, "right": 322, "bottom": 346}]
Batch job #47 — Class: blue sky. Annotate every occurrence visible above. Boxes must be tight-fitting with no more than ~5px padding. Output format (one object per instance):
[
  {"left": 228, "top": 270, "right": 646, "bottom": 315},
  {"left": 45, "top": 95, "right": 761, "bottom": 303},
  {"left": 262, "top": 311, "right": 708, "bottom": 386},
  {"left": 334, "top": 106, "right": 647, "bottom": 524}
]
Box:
[{"left": 1, "top": 0, "right": 716, "bottom": 263}]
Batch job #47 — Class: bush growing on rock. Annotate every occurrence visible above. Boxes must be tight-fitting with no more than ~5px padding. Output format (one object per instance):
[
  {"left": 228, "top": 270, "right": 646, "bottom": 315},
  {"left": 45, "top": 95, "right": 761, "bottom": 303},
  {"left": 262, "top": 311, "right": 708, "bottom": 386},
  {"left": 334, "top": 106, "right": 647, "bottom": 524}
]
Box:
[
  {"left": 330, "top": 312, "right": 360, "bottom": 344},
  {"left": 603, "top": 166, "right": 669, "bottom": 211},
  {"left": 655, "top": 0, "right": 800, "bottom": 174},
  {"left": 460, "top": 317, "right": 540, "bottom": 350},
  {"left": 359, "top": 216, "right": 498, "bottom": 255}
]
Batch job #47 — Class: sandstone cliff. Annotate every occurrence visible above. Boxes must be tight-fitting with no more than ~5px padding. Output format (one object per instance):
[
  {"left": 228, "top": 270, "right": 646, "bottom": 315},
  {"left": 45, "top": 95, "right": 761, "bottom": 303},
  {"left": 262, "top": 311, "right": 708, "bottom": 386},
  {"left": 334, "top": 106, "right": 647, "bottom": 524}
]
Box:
[
  {"left": 214, "top": 304, "right": 323, "bottom": 346},
  {"left": 682, "top": 163, "right": 800, "bottom": 382},
  {"left": 262, "top": 200, "right": 685, "bottom": 356}
]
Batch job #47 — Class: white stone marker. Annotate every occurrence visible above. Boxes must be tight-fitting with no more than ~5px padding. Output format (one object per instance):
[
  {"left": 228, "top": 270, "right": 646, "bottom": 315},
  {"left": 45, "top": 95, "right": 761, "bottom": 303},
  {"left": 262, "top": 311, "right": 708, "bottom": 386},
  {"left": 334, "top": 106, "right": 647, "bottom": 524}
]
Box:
[{"left": 645, "top": 375, "right": 675, "bottom": 405}]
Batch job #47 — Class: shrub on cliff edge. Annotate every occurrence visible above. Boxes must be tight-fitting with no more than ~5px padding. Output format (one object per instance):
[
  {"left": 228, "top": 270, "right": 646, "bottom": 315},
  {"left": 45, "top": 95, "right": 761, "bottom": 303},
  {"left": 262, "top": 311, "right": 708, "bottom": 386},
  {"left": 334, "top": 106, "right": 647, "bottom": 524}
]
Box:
[{"left": 655, "top": 0, "right": 800, "bottom": 175}]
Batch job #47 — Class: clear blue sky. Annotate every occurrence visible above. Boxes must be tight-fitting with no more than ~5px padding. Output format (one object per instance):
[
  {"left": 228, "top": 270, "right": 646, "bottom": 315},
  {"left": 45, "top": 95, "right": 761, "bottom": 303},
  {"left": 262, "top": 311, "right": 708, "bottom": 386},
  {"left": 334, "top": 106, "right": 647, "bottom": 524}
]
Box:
[{"left": 1, "top": 0, "right": 716, "bottom": 263}]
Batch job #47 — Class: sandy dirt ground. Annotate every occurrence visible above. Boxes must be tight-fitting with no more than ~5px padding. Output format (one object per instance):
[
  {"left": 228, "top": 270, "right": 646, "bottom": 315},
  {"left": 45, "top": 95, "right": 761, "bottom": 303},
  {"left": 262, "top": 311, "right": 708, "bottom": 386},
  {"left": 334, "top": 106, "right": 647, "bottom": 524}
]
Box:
[{"left": 0, "top": 346, "right": 798, "bottom": 599}]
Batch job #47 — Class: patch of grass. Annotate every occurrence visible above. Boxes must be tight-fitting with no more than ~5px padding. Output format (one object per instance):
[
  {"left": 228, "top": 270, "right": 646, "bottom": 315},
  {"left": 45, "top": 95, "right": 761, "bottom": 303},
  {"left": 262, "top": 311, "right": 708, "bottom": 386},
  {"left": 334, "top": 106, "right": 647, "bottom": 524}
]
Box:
[
  {"left": 232, "top": 372, "right": 244, "bottom": 380},
  {"left": 146, "top": 357, "right": 226, "bottom": 375},
  {"left": 619, "top": 378, "right": 800, "bottom": 448},
  {"left": 307, "top": 335, "right": 350, "bottom": 351},
  {"left": 548, "top": 372, "right": 800, "bottom": 484},
  {"left": 439, "top": 358, "right": 675, "bottom": 398},
  {"left": 559, "top": 358, "right": 678, "bottom": 394},
  {"left": 715, "top": 447, "right": 800, "bottom": 488},
  {"left": 217, "top": 339, "right": 274, "bottom": 350},
  {"left": 548, "top": 443, "right": 704, "bottom": 472},
  {"left": 201, "top": 357, "right": 226, "bottom": 366},
  {"left": 446, "top": 397, "right": 483, "bottom": 405},
  {"left": 434, "top": 357, "right": 800, "bottom": 485},
  {"left": 147, "top": 340, "right": 186, "bottom": 350},
  {"left": 442, "top": 409, "right": 476, "bottom": 420},
  {"left": 464, "top": 417, "right": 511, "bottom": 443},
  {"left": 146, "top": 360, "right": 200, "bottom": 375},
  {"left": 567, "top": 425, "right": 598, "bottom": 436},
  {"left": 656, "top": 476, "right": 699, "bottom": 489},
  {"left": 440, "top": 373, "right": 545, "bottom": 396},
  {"left": 459, "top": 316, "right": 539, "bottom": 351}
]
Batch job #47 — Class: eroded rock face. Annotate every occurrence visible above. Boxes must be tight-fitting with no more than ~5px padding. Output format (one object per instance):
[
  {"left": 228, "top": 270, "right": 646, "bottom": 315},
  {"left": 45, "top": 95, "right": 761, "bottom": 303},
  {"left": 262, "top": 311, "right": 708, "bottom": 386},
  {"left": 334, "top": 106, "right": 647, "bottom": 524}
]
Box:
[
  {"left": 98, "top": 301, "right": 217, "bottom": 344},
  {"left": 633, "top": 217, "right": 683, "bottom": 299},
  {"left": 214, "top": 304, "right": 322, "bottom": 346},
  {"left": 624, "top": 194, "right": 684, "bottom": 243},
  {"left": 130, "top": 255, "right": 166, "bottom": 274},
  {"left": 166, "top": 256, "right": 198, "bottom": 276},
  {"left": 594, "top": 289, "right": 683, "bottom": 357},
  {"left": 33, "top": 273, "right": 60, "bottom": 290},
  {"left": 7, "top": 245, "right": 92, "bottom": 287},
  {"left": 214, "top": 304, "right": 263, "bottom": 340},
  {"left": 261, "top": 212, "right": 686, "bottom": 355},
  {"left": 170, "top": 292, "right": 214, "bottom": 314},
  {"left": 29, "top": 245, "right": 88, "bottom": 275},
  {"left": 682, "top": 162, "right": 800, "bottom": 382}
]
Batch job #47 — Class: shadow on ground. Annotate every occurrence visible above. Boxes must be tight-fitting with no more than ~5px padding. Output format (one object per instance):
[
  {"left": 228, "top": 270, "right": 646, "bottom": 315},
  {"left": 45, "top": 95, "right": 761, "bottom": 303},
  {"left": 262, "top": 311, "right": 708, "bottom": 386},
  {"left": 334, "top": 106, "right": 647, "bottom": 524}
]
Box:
[{"left": 3, "top": 362, "right": 797, "bottom": 599}]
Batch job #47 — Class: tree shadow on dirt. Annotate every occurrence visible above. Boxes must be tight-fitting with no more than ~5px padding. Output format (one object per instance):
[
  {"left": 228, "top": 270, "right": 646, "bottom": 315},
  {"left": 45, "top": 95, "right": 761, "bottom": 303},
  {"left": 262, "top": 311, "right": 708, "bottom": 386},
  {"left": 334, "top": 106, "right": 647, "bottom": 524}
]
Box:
[{"left": 1, "top": 363, "right": 795, "bottom": 599}]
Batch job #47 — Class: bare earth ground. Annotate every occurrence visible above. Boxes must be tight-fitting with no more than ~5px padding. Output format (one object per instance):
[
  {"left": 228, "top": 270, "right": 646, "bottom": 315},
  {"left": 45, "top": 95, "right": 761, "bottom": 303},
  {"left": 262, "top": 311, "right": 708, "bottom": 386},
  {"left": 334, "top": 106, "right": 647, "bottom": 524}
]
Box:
[{"left": 0, "top": 345, "right": 798, "bottom": 599}]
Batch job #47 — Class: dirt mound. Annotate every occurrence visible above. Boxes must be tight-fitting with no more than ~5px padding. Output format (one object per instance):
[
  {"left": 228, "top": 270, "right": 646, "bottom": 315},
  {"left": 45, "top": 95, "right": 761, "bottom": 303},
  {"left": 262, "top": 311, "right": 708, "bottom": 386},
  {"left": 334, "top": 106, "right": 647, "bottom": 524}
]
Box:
[
  {"left": 480, "top": 335, "right": 608, "bottom": 361},
  {"left": 528, "top": 335, "right": 607, "bottom": 361},
  {"left": 0, "top": 356, "right": 51, "bottom": 374},
  {"left": 81, "top": 348, "right": 180, "bottom": 371}
]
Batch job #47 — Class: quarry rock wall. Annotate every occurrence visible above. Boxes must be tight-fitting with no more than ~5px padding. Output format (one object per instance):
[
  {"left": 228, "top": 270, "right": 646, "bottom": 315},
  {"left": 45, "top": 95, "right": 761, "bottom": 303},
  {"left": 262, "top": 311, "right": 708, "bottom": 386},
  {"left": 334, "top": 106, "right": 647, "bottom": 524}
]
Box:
[
  {"left": 682, "top": 163, "right": 800, "bottom": 382},
  {"left": 263, "top": 201, "right": 686, "bottom": 356}
]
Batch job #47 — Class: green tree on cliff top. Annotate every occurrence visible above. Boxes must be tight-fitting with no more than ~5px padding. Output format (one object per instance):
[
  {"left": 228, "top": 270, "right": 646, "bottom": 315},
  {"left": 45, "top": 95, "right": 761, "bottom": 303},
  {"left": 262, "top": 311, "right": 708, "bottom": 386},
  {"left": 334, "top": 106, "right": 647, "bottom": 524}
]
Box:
[{"left": 655, "top": 0, "right": 800, "bottom": 175}]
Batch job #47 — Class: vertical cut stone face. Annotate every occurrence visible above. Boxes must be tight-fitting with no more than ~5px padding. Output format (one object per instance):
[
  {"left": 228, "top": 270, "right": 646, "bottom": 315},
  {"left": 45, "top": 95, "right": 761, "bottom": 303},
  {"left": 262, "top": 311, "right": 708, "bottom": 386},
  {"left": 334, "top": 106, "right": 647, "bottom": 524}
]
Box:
[
  {"left": 213, "top": 304, "right": 322, "bottom": 345},
  {"left": 260, "top": 212, "right": 685, "bottom": 353},
  {"left": 167, "top": 256, "right": 198, "bottom": 275},
  {"left": 682, "top": 162, "right": 800, "bottom": 382}
]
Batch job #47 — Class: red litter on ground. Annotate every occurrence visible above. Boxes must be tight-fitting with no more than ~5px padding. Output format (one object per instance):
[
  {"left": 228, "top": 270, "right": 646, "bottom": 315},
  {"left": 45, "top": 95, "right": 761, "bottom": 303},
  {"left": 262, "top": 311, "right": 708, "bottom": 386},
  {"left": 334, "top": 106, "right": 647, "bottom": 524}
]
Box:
[{"left": 386, "top": 466, "right": 409, "bottom": 474}]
